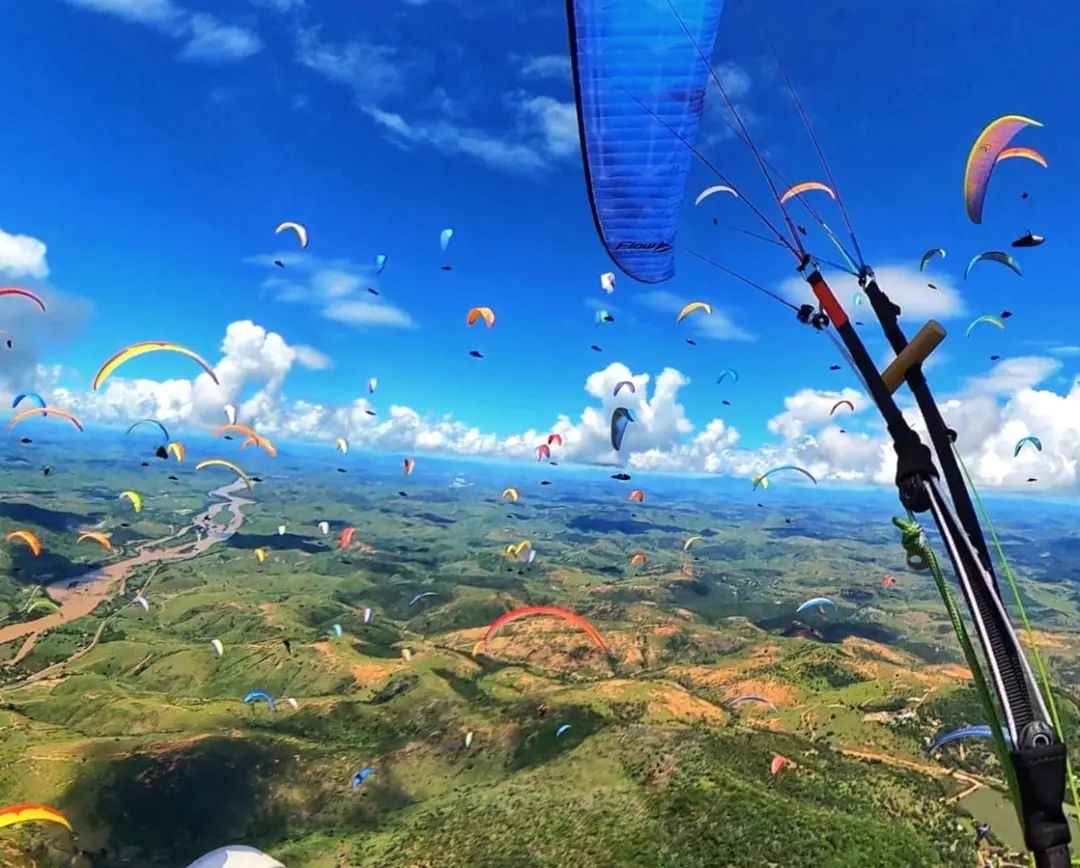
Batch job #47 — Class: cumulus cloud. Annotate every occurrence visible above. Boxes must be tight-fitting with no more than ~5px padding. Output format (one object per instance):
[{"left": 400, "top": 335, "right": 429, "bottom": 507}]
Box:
[
  {"left": 54, "top": 321, "right": 327, "bottom": 431},
  {"left": 779, "top": 264, "right": 966, "bottom": 321},
  {"left": 250, "top": 253, "right": 417, "bottom": 329},
  {"left": 637, "top": 290, "right": 754, "bottom": 342},
  {"left": 0, "top": 289, "right": 91, "bottom": 402},
  {"left": 0, "top": 228, "right": 49, "bottom": 280},
  {"left": 63, "top": 0, "right": 262, "bottom": 63},
  {"left": 28, "top": 310, "right": 1078, "bottom": 494}
]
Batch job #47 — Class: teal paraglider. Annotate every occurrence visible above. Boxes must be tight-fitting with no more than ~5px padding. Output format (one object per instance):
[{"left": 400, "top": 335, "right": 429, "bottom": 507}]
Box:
[
  {"left": 126, "top": 418, "right": 170, "bottom": 442},
  {"left": 1014, "top": 435, "right": 1042, "bottom": 457},
  {"left": 610, "top": 407, "right": 634, "bottom": 451}
]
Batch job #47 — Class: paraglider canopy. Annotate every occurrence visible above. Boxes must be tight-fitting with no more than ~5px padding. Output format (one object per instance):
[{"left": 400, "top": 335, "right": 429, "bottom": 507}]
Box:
[{"left": 185, "top": 845, "right": 284, "bottom": 868}]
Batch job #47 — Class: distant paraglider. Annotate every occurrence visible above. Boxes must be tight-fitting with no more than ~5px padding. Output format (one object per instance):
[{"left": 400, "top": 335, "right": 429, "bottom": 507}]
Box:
[
  {"left": 918, "top": 248, "right": 946, "bottom": 271},
  {"left": 1014, "top": 435, "right": 1043, "bottom": 457},
  {"left": 274, "top": 221, "right": 308, "bottom": 248},
  {"left": 752, "top": 465, "right": 817, "bottom": 489},
  {"left": 93, "top": 341, "right": 220, "bottom": 390},
  {"left": 965, "top": 315, "right": 1005, "bottom": 338},
  {"left": 779, "top": 181, "right": 835, "bottom": 205},
  {"left": 796, "top": 597, "right": 837, "bottom": 616},
  {"left": 964, "top": 251, "right": 1022, "bottom": 280},
  {"left": 1012, "top": 232, "right": 1045, "bottom": 248},
  {"left": 610, "top": 407, "right": 634, "bottom": 451},
  {"left": 964, "top": 114, "right": 1043, "bottom": 223},
  {"left": 694, "top": 184, "right": 738, "bottom": 206}
]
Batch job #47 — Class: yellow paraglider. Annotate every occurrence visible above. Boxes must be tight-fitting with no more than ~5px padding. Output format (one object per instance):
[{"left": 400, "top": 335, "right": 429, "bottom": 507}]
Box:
[
  {"left": 254, "top": 547, "right": 268, "bottom": 563},
  {"left": 167, "top": 441, "right": 185, "bottom": 462},
  {"left": 119, "top": 490, "right": 143, "bottom": 512},
  {"left": 92, "top": 342, "right": 219, "bottom": 390},
  {"left": 676, "top": 301, "right": 712, "bottom": 323},
  {"left": 335, "top": 437, "right": 348, "bottom": 454},
  {"left": 501, "top": 487, "right": 520, "bottom": 502},
  {"left": 0, "top": 803, "right": 72, "bottom": 833},
  {"left": 195, "top": 458, "right": 253, "bottom": 491}
]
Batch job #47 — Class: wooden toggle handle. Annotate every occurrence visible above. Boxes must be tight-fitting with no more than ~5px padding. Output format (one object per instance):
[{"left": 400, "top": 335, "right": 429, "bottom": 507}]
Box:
[{"left": 881, "top": 320, "right": 946, "bottom": 394}]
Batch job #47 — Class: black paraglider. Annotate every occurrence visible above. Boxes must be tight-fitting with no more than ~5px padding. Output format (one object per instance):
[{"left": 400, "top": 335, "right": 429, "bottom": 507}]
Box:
[{"left": 1012, "top": 232, "right": 1045, "bottom": 248}]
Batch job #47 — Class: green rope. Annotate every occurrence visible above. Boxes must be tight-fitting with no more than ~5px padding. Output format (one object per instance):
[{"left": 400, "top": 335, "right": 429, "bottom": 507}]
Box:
[
  {"left": 892, "top": 515, "right": 1024, "bottom": 826},
  {"left": 950, "top": 446, "right": 1080, "bottom": 823}
]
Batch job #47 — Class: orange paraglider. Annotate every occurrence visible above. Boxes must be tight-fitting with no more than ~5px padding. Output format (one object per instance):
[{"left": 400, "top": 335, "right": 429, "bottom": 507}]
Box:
[
  {"left": 466, "top": 306, "right": 495, "bottom": 328},
  {"left": 6, "top": 529, "right": 42, "bottom": 556},
  {"left": 483, "top": 605, "right": 609, "bottom": 656}
]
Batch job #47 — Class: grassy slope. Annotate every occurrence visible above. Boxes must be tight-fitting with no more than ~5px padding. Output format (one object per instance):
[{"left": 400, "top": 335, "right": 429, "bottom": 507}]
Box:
[{"left": 1, "top": 454, "right": 1078, "bottom": 866}]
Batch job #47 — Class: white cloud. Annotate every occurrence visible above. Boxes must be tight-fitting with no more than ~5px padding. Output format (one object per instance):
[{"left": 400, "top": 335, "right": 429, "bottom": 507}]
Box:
[
  {"left": 699, "top": 62, "right": 757, "bottom": 148},
  {"left": 181, "top": 14, "right": 263, "bottom": 62},
  {"left": 323, "top": 300, "right": 416, "bottom": 329},
  {"left": 766, "top": 386, "right": 864, "bottom": 441},
  {"left": 519, "top": 54, "right": 571, "bottom": 80},
  {"left": 54, "top": 321, "right": 325, "bottom": 431},
  {"left": 29, "top": 316, "right": 1080, "bottom": 494},
  {"left": 63, "top": 0, "right": 262, "bottom": 64},
  {"left": 294, "top": 29, "right": 576, "bottom": 175},
  {"left": 362, "top": 107, "right": 550, "bottom": 173},
  {"left": 963, "top": 356, "right": 1061, "bottom": 396},
  {"left": 295, "top": 28, "right": 404, "bottom": 103},
  {"left": 0, "top": 228, "right": 49, "bottom": 280},
  {"left": 779, "top": 265, "right": 965, "bottom": 321},
  {"left": 638, "top": 290, "right": 754, "bottom": 342},
  {"left": 64, "top": 0, "right": 181, "bottom": 26},
  {"left": 517, "top": 95, "right": 579, "bottom": 157},
  {"left": 249, "top": 253, "right": 417, "bottom": 330},
  {"left": 361, "top": 95, "right": 580, "bottom": 174},
  {"left": 292, "top": 345, "right": 332, "bottom": 370}
]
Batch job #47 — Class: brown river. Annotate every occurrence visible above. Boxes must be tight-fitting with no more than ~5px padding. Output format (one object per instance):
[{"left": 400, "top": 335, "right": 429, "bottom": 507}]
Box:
[{"left": 0, "top": 478, "right": 252, "bottom": 662}]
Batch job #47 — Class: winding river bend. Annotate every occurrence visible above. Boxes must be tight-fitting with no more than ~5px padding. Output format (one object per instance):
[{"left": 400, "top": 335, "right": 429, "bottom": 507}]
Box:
[{"left": 0, "top": 478, "right": 252, "bottom": 661}]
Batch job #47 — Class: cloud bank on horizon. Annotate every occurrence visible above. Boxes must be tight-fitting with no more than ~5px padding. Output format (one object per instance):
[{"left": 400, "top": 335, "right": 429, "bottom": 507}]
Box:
[{"left": 0, "top": 217, "right": 1071, "bottom": 494}]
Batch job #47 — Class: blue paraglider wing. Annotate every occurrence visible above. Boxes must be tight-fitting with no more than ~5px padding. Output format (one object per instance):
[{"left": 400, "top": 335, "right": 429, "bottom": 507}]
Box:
[
  {"left": 568, "top": 0, "right": 727, "bottom": 283},
  {"left": 243, "top": 690, "right": 276, "bottom": 710},
  {"left": 350, "top": 767, "right": 376, "bottom": 789},
  {"left": 926, "top": 724, "right": 1012, "bottom": 755},
  {"left": 795, "top": 596, "right": 837, "bottom": 614}
]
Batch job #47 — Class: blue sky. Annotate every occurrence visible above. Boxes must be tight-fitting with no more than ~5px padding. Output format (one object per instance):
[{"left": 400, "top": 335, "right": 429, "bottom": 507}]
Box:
[{"left": 2, "top": 0, "right": 1079, "bottom": 457}]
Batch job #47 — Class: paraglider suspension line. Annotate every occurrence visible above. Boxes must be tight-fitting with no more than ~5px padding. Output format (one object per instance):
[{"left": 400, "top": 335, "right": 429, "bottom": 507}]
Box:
[{"left": 808, "top": 268, "right": 1071, "bottom": 866}]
